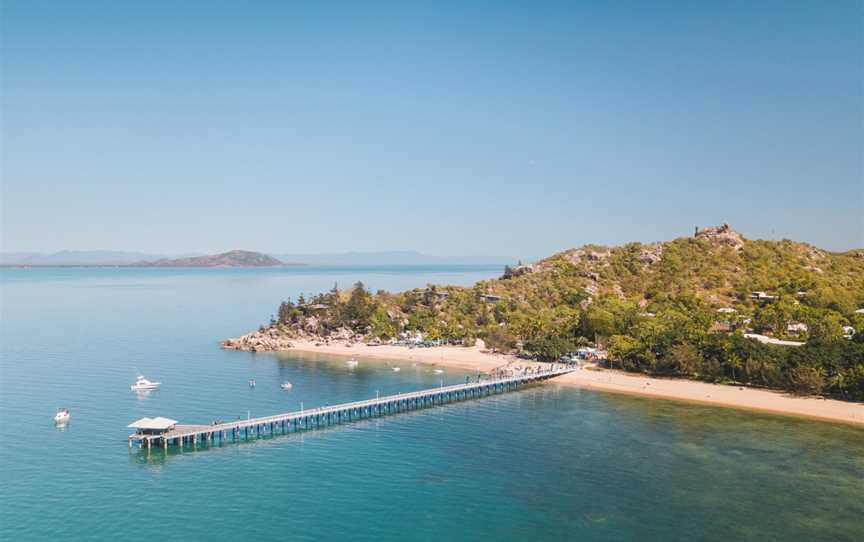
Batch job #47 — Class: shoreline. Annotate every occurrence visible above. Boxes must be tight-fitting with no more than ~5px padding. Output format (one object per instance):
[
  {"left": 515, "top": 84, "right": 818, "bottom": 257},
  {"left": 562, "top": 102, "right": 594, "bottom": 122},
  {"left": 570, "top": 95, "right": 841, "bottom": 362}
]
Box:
[{"left": 282, "top": 339, "right": 864, "bottom": 427}]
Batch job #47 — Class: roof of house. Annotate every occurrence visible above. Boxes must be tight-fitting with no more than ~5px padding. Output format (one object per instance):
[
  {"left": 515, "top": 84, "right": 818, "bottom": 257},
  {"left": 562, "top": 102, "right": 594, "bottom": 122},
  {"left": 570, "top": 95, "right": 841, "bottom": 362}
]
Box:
[
  {"left": 744, "top": 333, "right": 804, "bottom": 347},
  {"left": 128, "top": 417, "right": 178, "bottom": 430}
]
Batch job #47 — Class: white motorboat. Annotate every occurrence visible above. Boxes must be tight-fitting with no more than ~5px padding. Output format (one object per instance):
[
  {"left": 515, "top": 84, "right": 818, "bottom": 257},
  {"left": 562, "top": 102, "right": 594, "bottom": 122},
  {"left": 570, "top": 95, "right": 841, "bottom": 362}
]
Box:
[
  {"left": 280, "top": 382, "right": 293, "bottom": 390},
  {"left": 434, "top": 369, "right": 444, "bottom": 374},
  {"left": 392, "top": 367, "right": 401, "bottom": 372},
  {"left": 130, "top": 375, "right": 161, "bottom": 391},
  {"left": 54, "top": 408, "right": 70, "bottom": 424},
  {"left": 346, "top": 359, "right": 359, "bottom": 368}
]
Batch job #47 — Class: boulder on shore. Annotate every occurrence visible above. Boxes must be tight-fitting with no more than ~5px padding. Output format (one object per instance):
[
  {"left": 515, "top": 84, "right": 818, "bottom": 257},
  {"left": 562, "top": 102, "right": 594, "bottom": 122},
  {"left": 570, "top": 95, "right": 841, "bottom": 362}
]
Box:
[{"left": 222, "top": 327, "right": 293, "bottom": 352}]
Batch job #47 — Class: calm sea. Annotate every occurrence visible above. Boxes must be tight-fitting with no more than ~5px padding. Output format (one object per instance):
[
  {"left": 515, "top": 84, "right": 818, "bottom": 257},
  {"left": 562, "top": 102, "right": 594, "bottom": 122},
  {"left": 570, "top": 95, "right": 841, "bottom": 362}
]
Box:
[{"left": 0, "top": 266, "right": 862, "bottom": 541}]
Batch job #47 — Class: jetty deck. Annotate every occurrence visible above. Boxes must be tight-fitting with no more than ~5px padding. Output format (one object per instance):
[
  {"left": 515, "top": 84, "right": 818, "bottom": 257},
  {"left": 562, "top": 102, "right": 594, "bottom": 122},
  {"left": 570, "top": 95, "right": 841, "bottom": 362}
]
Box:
[{"left": 128, "top": 366, "right": 574, "bottom": 450}]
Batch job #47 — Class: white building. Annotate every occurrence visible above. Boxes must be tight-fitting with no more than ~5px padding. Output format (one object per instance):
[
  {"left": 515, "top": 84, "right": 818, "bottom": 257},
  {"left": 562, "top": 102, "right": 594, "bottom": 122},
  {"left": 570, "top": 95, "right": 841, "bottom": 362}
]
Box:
[
  {"left": 787, "top": 322, "right": 809, "bottom": 334},
  {"left": 128, "top": 417, "right": 178, "bottom": 435}
]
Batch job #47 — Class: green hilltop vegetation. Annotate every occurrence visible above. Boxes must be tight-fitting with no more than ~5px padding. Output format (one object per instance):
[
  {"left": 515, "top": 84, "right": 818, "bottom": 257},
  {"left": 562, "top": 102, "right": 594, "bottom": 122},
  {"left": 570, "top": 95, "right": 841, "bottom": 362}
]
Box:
[{"left": 272, "top": 225, "right": 864, "bottom": 401}]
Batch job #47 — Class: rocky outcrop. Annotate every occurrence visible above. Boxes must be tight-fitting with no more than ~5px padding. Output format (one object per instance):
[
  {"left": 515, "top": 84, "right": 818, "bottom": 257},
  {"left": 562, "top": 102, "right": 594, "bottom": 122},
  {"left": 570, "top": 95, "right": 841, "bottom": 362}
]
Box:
[
  {"left": 639, "top": 243, "right": 664, "bottom": 265},
  {"left": 695, "top": 224, "right": 745, "bottom": 250},
  {"left": 502, "top": 263, "right": 536, "bottom": 279},
  {"left": 222, "top": 326, "right": 293, "bottom": 352}
]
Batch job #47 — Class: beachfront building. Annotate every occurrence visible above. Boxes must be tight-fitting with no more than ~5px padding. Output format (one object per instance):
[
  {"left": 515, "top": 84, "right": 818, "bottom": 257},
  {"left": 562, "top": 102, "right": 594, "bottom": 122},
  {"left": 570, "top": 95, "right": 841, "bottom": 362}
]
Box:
[{"left": 128, "top": 417, "right": 178, "bottom": 436}]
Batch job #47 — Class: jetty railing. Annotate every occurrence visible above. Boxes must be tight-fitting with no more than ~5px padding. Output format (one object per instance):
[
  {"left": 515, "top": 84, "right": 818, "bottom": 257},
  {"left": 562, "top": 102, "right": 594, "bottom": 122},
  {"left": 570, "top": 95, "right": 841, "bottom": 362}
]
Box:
[{"left": 128, "top": 366, "right": 574, "bottom": 451}]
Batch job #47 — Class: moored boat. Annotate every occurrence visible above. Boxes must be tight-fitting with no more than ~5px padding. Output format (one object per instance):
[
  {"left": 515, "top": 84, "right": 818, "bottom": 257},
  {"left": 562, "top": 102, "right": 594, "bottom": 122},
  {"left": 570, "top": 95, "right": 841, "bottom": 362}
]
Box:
[
  {"left": 54, "top": 408, "right": 70, "bottom": 424},
  {"left": 131, "top": 375, "right": 161, "bottom": 391}
]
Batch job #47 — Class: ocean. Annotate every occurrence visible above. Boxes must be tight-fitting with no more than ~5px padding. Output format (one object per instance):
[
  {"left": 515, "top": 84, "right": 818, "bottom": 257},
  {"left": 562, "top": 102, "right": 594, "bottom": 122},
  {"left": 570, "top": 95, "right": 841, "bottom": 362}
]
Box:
[{"left": 0, "top": 266, "right": 861, "bottom": 541}]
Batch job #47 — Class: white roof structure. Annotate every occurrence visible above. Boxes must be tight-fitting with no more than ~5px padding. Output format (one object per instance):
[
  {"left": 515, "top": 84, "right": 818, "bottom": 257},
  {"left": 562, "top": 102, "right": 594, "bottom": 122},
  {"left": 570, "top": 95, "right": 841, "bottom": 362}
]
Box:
[
  {"left": 128, "top": 417, "right": 178, "bottom": 430},
  {"left": 856, "top": 308, "right": 864, "bottom": 314},
  {"left": 744, "top": 333, "right": 804, "bottom": 347},
  {"left": 716, "top": 307, "right": 737, "bottom": 313}
]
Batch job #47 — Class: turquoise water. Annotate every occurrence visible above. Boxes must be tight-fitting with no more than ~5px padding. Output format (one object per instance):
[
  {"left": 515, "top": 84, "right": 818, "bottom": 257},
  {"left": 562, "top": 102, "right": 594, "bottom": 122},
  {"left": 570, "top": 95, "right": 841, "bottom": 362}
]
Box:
[{"left": 1, "top": 266, "right": 862, "bottom": 541}]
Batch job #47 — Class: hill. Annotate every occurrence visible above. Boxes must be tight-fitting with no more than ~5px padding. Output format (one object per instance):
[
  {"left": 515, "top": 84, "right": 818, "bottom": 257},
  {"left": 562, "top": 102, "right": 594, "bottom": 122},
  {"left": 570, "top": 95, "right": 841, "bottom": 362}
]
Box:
[
  {"left": 241, "top": 225, "right": 864, "bottom": 401},
  {"left": 141, "top": 250, "right": 285, "bottom": 267}
]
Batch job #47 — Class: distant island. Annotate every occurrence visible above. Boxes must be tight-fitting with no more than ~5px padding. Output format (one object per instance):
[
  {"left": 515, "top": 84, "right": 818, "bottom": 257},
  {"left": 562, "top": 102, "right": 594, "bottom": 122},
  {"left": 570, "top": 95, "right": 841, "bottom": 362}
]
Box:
[
  {"left": 136, "top": 250, "right": 287, "bottom": 268},
  {"left": 0, "top": 249, "right": 297, "bottom": 268},
  {"left": 0, "top": 249, "right": 517, "bottom": 267},
  {"left": 225, "top": 225, "right": 864, "bottom": 411}
]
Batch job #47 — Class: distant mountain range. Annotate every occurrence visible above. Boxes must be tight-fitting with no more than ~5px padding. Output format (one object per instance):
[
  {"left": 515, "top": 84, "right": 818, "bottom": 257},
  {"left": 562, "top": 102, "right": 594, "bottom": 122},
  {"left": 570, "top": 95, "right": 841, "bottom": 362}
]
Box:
[
  {"left": 1, "top": 249, "right": 518, "bottom": 267},
  {"left": 0, "top": 250, "right": 175, "bottom": 266}
]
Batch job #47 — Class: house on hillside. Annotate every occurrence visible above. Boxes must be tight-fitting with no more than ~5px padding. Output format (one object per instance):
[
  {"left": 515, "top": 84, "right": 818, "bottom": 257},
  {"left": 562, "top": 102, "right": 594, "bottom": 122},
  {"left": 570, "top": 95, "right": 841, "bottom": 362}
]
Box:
[
  {"left": 480, "top": 294, "right": 502, "bottom": 303},
  {"left": 786, "top": 322, "right": 809, "bottom": 336},
  {"left": 843, "top": 326, "right": 856, "bottom": 340},
  {"left": 751, "top": 291, "right": 777, "bottom": 301}
]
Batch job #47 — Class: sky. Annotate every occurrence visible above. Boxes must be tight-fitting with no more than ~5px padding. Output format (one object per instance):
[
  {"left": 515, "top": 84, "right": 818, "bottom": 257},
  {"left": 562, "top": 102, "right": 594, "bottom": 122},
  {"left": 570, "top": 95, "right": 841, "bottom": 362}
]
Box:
[{"left": 1, "top": 1, "right": 862, "bottom": 258}]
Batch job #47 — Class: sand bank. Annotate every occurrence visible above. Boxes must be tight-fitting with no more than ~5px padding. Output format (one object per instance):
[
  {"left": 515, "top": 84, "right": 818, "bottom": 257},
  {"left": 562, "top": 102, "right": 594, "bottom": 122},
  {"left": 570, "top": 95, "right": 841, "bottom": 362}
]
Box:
[{"left": 285, "top": 339, "right": 864, "bottom": 426}]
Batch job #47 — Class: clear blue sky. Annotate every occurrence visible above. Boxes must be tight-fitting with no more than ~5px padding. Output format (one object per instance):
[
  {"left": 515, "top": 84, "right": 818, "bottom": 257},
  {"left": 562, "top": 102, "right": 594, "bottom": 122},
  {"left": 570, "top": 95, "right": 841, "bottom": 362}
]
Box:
[{"left": 2, "top": 1, "right": 861, "bottom": 256}]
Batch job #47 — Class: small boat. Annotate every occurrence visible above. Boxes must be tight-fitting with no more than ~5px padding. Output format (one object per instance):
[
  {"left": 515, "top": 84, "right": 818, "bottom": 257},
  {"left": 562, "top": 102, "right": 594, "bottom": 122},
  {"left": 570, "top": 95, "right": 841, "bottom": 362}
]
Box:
[
  {"left": 130, "top": 375, "right": 161, "bottom": 391},
  {"left": 54, "top": 408, "right": 70, "bottom": 424},
  {"left": 434, "top": 369, "right": 444, "bottom": 374},
  {"left": 280, "top": 382, "right": 293, "bottom": 390},
  {"left": 249, "top": 379, "right": 256, "bottom": 388},
  {"left": 346, "top": 359, "right": 359, "bottom": 368},
  {"left": 392, "top": 367, "right": 401, "bottom": 372}
]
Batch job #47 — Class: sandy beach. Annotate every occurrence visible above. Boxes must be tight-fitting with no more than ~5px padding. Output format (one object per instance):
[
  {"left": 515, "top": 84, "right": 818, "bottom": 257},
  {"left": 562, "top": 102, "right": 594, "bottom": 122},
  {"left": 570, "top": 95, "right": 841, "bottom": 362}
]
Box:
[{"left": 286, "top": 339, "right": 864, "bottom": 426}]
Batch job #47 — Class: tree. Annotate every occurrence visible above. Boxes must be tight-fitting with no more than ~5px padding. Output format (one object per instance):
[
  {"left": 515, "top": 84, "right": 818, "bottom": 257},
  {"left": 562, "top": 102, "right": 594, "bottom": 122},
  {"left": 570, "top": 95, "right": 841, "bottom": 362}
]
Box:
[
  {"left": 664, "top": 343, "right": 702, "bottom": 376},
  {"left": 727, "top": 353, "right": 743, "bottom": 383},
  {"left": 484, "top": 326, "right": 517, "bottom": 352},
  {"left": 785, "top": 366, "right": 825, "bottom": 395},
  {"left": 343, "top": 282, "right": 375, "bottom": 331},
  {"left": 524, "top": 335, "right": 576, "bottom": 361}
]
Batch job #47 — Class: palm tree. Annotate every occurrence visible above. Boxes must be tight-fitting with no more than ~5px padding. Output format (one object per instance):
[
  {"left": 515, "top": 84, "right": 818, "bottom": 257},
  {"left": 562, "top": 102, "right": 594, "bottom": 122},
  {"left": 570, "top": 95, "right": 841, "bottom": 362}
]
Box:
[
  {"left": 832, "top": 372, "right": 848, "bottom": 399},
  {"left": 728, "top": 353, "right": 743, "bottom": 383}
]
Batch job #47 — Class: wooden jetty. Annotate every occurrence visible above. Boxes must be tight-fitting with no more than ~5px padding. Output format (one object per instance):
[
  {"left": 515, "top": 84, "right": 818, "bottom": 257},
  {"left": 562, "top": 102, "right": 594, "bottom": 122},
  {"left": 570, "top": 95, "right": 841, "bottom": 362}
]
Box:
[{"left": 128, "top": 367, "right": 574, "bottom": 450}]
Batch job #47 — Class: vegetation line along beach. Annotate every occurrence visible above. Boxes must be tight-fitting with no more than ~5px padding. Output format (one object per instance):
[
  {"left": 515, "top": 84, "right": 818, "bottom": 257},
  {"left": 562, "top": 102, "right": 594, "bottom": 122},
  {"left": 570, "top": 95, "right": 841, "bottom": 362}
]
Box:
[{"left": 224, "top": 225, "right": 864, "bottom": 426}]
